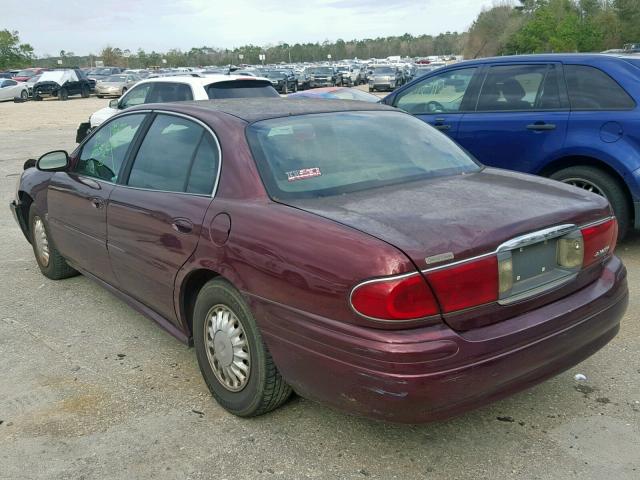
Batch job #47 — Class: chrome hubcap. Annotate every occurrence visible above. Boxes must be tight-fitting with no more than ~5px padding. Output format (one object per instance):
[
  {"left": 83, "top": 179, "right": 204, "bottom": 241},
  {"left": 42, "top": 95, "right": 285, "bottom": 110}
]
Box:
[
  {"left": 205, "top": 304, "right": 250, "bottom": 392},
  {"left": 562, "top": 177, "right": 607, "bottom": 199},
  {"left": 33, "top": 216, "right": 50, "bottom": 267}
]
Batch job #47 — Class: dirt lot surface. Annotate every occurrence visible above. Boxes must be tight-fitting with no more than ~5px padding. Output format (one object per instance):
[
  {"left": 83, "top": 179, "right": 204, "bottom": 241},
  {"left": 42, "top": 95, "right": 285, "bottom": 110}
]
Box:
[{"left": 0, "top": 96, "right": 638, "bottom": 480}]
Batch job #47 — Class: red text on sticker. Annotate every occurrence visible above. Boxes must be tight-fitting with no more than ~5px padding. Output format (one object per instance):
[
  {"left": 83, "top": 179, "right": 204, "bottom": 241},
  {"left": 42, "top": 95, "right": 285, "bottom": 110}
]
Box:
[{"left": 286, "top": 168, "right": 322, "bottom": 182}]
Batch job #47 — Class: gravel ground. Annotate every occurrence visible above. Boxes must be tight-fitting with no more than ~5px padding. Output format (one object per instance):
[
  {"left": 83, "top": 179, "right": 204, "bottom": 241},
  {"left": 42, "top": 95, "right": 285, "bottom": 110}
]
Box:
[{"left": 0, "top": 96, "right": 638, "bottom": 480}]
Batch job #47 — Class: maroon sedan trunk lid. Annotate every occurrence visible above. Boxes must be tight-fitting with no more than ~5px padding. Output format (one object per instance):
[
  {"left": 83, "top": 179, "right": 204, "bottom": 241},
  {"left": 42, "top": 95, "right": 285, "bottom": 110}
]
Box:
[{"left": 285, "top": 168, "right": 612, "bottom": 330}]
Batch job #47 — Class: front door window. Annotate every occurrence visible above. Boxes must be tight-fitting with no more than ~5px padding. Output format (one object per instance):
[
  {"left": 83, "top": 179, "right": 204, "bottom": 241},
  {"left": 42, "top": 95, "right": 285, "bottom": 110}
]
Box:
[{"left": 76, "top": 114, "right": 146, "bottom": 182}]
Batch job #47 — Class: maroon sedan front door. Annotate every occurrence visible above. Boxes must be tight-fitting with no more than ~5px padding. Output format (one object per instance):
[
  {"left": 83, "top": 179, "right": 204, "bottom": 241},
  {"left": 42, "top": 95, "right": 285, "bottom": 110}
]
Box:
[
  {"left": 106, "top": 113, "right": 220, "bottom": 324},
  {"left": 47, "top": 113, "right": 147, "bottom": 285}
]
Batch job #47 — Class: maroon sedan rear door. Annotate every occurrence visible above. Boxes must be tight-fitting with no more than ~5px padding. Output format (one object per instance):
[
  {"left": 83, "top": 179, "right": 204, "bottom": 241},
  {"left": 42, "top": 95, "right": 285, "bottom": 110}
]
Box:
[
  {"left": 47, "top": 113, "right": 148, "bottom": 285},
  {"left": 106, "top": 113, "right": 220, "bottom": 324}
]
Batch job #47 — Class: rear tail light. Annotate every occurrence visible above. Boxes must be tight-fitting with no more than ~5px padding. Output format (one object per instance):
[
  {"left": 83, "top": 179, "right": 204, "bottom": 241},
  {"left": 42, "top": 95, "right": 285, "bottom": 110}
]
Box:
[
  {"left": 350, "top": 274, "right": 439, "bottom": 321},
  {"left": 425, "top": 256, "right": 498, "bottom": 313},
  {"left": 581, "top": 218, "right": 618, "bottom": 267},
  {"left": 351, "top": 218, "right": 617, "bottom": 322}
]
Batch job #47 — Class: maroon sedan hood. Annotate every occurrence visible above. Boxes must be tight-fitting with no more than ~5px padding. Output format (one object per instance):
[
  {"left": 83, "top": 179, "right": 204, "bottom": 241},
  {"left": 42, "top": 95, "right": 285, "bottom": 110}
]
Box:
[{"left": 285, "top": 168, "right": 612, "bottom": 270}]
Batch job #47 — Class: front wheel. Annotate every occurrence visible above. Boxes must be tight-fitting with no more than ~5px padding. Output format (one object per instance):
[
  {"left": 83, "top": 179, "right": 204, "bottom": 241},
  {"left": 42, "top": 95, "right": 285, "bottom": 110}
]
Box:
[
  {"left": 20, "top": 90, "right": 28, "bottom": 100},
  {"left": 282, "top": 83, "right": 288, "bottom": 95},
  {"left": 28, "top": 205, "right": 77, "bottom": 279},
  {"left": 81, "top": 85, "right": 90, "bottom": 98},
  {"left": 58, "top": 88, "right": 68, "bottom": 101},
  {"left": 193, "top": 278, "right": 292, "bottom": 417},
  {"left": 550, "top": 165, "right": 631, "bottom": 239}
]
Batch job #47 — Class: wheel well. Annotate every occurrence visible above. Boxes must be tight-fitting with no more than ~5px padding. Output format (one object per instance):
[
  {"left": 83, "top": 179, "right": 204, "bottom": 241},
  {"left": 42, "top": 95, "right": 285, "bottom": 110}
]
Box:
[
  {"left": 180, "top": 269, "right": 219, "bottom": 340},
  {"left": 538, "top": 155, "right": 634, "bottom": 222}
]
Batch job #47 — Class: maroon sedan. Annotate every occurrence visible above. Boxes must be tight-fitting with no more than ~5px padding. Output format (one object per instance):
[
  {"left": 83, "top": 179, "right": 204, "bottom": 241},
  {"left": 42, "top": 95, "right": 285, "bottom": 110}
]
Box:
[{"left": 10, "top": 99, "right": 628, "bottom": 423}]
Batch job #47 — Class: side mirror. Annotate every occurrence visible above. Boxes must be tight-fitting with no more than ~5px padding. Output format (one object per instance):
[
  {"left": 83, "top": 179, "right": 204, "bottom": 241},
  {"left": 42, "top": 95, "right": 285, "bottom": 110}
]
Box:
[
  {"left": 109, "top": 99, "right": 119, "bottom": 109},
  {"left": 37, "top": 150, "right": 69, "bottom": 172},
  {"left": 23, "top": 158, "right": 37, "bottom": 170}
]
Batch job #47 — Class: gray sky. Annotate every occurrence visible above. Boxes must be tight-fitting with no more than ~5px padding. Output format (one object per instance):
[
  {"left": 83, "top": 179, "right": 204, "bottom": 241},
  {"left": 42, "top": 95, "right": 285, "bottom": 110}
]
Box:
[{"left": 7, "top": 0, "right": 495, "bottom": 56}]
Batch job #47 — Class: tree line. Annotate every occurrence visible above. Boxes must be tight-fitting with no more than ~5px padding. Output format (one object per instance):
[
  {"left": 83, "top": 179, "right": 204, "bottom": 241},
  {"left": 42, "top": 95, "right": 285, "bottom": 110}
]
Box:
[
  {"left": 2, "top": 0, "right": 640, "bottom": 70},
  {"left": 465, "top": 0, "right": 640, "bottom": 58}
]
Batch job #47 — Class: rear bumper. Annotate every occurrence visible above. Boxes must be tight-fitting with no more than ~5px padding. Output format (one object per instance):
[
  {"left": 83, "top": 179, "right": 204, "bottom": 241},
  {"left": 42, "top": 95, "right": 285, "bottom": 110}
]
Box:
[{"left": 253, "top": 256, "right": 628, "bottom": 423}]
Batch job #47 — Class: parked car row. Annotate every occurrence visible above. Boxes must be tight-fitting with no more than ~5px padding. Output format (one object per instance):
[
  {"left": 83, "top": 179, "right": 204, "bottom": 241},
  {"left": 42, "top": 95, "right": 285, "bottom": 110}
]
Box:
[{"left": 384, "top": 53, "right": 640, "bottom": 240}]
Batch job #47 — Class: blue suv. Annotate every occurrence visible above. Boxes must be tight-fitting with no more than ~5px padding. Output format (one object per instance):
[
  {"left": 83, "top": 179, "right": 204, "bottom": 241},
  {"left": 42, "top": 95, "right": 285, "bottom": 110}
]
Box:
[{"left": 383, "top": 54, "right": 640, "bottom": 238}]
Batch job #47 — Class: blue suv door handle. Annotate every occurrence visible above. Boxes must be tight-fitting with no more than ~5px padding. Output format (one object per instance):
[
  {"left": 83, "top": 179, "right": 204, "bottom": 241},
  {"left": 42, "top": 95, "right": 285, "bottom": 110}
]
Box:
[{"left": 527, "top": 123, "right": 556, "bottom": 131}]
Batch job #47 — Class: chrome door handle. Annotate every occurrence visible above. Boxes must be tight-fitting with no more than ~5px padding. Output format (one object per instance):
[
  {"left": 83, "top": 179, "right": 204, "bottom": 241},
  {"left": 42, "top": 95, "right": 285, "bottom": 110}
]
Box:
[
  {"left": 172, "top": 218, "right": 193, "bottom": 234},
  {"left": 90, "top": 198, "right": 104, "bottom": 209},
  {"left": 527, "top": 123, "right": 556, "bottom": 131},
  {"left": 434, "top": 124, "right": 451, "bottom": 131}
]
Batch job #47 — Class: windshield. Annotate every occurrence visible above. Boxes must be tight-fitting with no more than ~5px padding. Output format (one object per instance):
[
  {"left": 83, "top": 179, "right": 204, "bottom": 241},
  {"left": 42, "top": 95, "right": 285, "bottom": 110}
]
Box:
[
  {"left": 330, "top": 89, "right": 380, "bottom": 102},
  {"left": 309, "top": 68, "right": 333, "bottom": 75},
  {"left": 206, "top": 80, "right": 280, "bottom": 99},
  {"left": 262, "top": 71, "right": 286, "bottom": 78},
  {"left": 104, "top": 75, "right": 127, "bottom": 82},
  {"left": 88, "top": 68, "right": 112, "bottom": 75},
  {"left": 247, "top": 111, "right": 480, "bottom": 200},
  {"left": 374, "top": 67, "right": 395, "bottom": 74}
]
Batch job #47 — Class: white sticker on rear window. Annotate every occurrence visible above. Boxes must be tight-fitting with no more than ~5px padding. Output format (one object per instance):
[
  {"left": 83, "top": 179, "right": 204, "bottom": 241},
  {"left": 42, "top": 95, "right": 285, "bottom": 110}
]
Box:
[
  {"left": 286, "top": 168, "right": 322, "bottom": 182},
  {"left": 268, "top": 126, "right": 294, "bottom": 137}
]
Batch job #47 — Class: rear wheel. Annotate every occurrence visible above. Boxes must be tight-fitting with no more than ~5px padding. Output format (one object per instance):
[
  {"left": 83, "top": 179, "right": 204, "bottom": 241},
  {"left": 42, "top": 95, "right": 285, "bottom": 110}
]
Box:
[
  {"left": 28, "top": 205, "right": 77, "bottom": 279},
  {"left": 193, "top": 278, "right": 292, "bottom": 417},
  {"left": 550, "top": 165, "right": 631, "bottom": 239}
]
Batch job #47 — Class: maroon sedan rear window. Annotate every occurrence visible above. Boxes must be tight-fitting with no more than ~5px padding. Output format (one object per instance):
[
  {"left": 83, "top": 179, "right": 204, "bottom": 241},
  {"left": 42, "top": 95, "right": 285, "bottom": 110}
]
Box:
[{"left": 246, "top": 111, "right": 480, "bottom": 199}]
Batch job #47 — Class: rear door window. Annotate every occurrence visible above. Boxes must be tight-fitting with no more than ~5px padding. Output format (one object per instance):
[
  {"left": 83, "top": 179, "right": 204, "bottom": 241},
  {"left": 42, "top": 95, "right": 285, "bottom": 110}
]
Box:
[
  {"left": 206, "top": 80, "right": 279, "bottom": 99},
  {"left": 127, "top": 114, "right": 218, "bottom": 194},
  {"left": 146, "top": 82, "right": 194, "bottom": 103},
  {"left": 476, "top": 64, "right": 561, "bottom": 111},
  {"left": 564, "top": 65, "right": 635, "bottom": 110}
]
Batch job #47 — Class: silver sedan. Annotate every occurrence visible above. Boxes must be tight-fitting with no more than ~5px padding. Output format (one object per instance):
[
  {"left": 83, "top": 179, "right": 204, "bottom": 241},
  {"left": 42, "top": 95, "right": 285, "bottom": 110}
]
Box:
[{"left": 95, "top": 74, "right": 140, "bottom": 98}]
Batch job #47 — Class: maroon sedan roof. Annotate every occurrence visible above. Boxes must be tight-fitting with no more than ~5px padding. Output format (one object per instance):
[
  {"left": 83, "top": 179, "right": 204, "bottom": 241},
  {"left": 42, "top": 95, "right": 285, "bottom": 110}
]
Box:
[{"left": 135, "top": 97, "right": 396, "bottom": 123}]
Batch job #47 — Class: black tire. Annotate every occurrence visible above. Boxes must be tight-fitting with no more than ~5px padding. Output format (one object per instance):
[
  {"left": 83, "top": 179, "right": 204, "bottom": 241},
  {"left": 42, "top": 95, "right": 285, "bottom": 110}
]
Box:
[
  {"left": 550, "top": 165, "right": 631, "bottom": 239},
  {"left": 28, "top": 205, "right": 77, "bottom": 280},
  {"left": 193, "top": 278, "right": 292, "bottom": 417},
  {"left": 97, "top": 95, "right": 103, "bottom": 98},
  {"left": 20, "top": 89, "right": 28, "bottom": 100},
  {"left": 34, "top": 95, "right": 42, "bottom": 101},
  {"left": 369, "top": 87, "right": 374, "bottom": 92},
  {"left": 81, "top": 85, "right": 90, "bottom": 98},
  {"left": 282, "top": 83, "right": 288, "bottom": 95},
  {"left": 293, "top": 82, "right": 298, "bottom": 93},
  {"left": 58, "top": 88, "right": 68, "bottom": 101}
]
